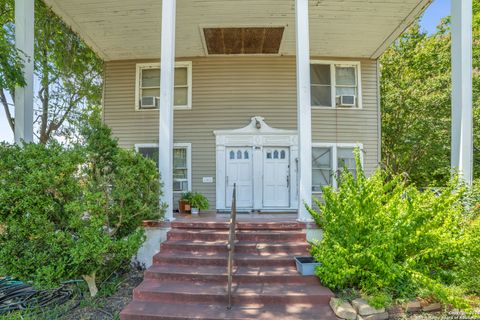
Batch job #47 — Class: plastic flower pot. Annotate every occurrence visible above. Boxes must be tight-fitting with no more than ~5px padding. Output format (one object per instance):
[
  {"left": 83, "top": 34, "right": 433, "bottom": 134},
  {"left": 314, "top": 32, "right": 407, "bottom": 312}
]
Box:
[{"left": 294, "top": 256, "right": 321, "bottom": 276}]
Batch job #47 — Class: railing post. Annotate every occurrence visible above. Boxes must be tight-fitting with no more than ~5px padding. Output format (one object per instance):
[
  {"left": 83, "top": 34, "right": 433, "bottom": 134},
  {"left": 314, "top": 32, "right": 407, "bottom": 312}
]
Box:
[{"left": 227, "top": 183, "right": 237, "bottom": 310}]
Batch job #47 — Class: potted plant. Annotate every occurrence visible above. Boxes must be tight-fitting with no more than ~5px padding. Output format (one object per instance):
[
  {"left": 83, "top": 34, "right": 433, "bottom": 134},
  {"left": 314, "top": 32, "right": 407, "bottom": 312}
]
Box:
[
  {"left": 189, "top": 192, "right": 209, "bottom": 215},
  {"left": 179, "top": 192, "right": 192, "bottom": 214}
]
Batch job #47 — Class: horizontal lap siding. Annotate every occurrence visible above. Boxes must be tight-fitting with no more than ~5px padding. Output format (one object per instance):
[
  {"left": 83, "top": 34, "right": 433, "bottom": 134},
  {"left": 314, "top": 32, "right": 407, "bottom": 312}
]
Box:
[
  {"left": 103, "top": 56, "right": 379, "bottom": 210},
  {"left": 311, "top": 59, "right": 380, "bottom": 175}
]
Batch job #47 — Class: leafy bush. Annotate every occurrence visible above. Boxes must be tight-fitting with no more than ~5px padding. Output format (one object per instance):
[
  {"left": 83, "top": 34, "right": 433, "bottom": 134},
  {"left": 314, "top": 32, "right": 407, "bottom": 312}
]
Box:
[
  {"left": 0, "top": 111, "right": 163, "bottom": 296},
  {"left": 309, "top": 149, "right": 478, "bottom": 309}
]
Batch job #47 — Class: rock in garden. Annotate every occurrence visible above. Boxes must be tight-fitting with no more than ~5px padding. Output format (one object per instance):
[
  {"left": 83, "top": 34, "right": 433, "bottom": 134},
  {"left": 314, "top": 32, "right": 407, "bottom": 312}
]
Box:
[
  {"left": 351, "top": 298, "right": 386, "bottom": 316},
  {"left": 404, "top": 300, "right": 422, "bottom": 313},
  {"left": 422, "top": 303, "right": 442, "bottom": 312},
  {"left": 330, "top": 297, "right": 357, "bottom": 320}
]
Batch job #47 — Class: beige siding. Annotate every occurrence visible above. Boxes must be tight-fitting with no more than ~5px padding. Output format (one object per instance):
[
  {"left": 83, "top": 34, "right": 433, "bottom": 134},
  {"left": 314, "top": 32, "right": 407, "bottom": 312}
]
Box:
[{"left": 104, "top": 56, "right": 380, "bottom": 210}]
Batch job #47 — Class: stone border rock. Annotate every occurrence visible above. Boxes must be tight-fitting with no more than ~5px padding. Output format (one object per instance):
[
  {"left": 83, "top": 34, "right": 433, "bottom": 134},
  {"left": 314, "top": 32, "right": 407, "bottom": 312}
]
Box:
[{"left": 329, "top": 297, "right": 445, "bottom": 320}]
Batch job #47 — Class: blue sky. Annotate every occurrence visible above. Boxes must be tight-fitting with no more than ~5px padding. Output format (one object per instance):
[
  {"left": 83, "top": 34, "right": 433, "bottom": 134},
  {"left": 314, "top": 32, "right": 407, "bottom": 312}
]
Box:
[{"left": 0, "top": 0, "right": 451, "bottom": 143}]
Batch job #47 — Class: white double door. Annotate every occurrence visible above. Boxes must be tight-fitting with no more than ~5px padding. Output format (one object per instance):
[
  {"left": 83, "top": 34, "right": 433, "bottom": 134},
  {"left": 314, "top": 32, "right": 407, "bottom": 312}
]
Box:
[{"left": 225, "top": 147, "right": 290, "bottom": 209}]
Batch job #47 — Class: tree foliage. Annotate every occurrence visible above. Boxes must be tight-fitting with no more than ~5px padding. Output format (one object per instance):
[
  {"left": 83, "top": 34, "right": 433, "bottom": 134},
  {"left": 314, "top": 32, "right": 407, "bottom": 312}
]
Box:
[
  {"left": 0, "top": 0, "right": 102, "bottom": 143},
  {"left": 381, "top": 3, "right": 480, "bottom": 184},
  {"left": 0, "top": 110, "right": 163, "bottom": 297}
]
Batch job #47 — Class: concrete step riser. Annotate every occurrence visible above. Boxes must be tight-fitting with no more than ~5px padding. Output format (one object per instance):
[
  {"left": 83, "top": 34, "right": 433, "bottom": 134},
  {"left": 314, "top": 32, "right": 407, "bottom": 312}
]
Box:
[
  {"left": 134, "top": 290, "right": 331, "bottom": 305},
  {"left": 167, "top": 233, "right": 306, "bottom": 242},
  {"left": 143, "top": 272, "right": 320, "bottom": 284},
  {"left": 160, "top": 243, "right": 309, "bottom": 255}
]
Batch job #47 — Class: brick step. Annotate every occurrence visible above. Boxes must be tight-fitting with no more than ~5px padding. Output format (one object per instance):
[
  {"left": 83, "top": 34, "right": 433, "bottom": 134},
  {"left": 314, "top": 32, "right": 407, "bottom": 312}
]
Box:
[
  {"left": 133, "top": 280, "right": 334, "bottom": 305},
  {"left": 120, "top": 300, "right": 337, "bottom": 320},
  {"left": 167, "top": 229, "right": 306, "bottom": 242},
  {"left": 161, "top": 240, "right": 310, "bottom": 255},
  {"left": 144, "top": 264, "right": 319, "bottom": 284},
  {"left": 153, "top": 252, "right": 297, "bottom": 267},
  {"left": 170, "top": 221, "right": 305, "bottom": 231}
]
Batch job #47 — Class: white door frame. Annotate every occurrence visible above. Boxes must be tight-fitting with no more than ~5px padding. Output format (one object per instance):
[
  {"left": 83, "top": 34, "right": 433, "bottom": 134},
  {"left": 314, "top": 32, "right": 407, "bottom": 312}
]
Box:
[{"left": 214, "top": 116, "right": 299, "bottom": 211}]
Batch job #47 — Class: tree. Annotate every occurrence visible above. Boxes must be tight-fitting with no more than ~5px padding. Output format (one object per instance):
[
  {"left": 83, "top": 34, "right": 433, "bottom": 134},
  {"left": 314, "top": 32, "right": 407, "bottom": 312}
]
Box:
[
  {"left": 380, "top": 23, "right": 452, "bottom": 185},
  {"left": 0, "top": 0, "right": 102, "bottom": 143},
  {"left": 0, "top": 110, "right": 163, "bottom": 297},
  {"left": 380, "top": 4, "right": 480, "bottom": 184}
]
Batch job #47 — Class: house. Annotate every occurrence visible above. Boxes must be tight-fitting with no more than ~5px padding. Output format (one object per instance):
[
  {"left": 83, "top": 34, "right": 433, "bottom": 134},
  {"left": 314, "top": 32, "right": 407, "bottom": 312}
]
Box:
[
  {"left": 13, "top": 0, "right": 473, "bottom": 318},
  {"left": 13, "top": 0, "right": 472, "bottom": 222}
]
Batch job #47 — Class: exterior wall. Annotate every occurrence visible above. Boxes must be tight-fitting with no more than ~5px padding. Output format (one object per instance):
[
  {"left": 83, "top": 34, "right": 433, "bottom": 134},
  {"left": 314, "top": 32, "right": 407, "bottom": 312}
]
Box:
[{"left": 103, "top": 56, "right": 380, "bottom": 210}]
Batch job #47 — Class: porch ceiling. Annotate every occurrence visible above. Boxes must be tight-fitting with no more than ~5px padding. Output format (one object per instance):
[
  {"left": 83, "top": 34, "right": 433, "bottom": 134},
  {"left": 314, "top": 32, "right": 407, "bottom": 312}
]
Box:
[{"left": 44, "top": 0, "right": 431, "bottom": 61}]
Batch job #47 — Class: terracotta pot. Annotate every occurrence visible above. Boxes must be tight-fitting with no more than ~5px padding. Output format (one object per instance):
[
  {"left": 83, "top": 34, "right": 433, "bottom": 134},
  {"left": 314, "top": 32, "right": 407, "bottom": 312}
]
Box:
[{"left": 178, "top": 200, "right": 191, "bottom": 213}]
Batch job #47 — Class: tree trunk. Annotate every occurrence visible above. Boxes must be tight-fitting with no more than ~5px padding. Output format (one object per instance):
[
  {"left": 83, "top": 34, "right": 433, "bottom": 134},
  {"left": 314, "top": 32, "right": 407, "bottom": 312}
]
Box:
[{"left": 82, "top": 272, "right": 98, "bottom": 297}]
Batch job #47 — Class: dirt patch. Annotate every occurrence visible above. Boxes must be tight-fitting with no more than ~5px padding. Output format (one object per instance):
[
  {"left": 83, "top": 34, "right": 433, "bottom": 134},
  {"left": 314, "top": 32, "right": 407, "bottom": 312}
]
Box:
[{"left": 62, "top": 268, "right": 143, "bottom": 320}]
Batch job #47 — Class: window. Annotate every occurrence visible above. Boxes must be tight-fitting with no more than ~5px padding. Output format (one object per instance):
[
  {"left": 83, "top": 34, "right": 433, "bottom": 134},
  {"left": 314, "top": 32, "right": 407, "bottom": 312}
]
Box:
[
  {"left": 312, "top": 147, "right": 332, "bottom": 192},
  {"left": 135, "top": 143, "right": 192, "bottom": 193},
  {"left": 135, "top": 62, "right": 192, "bottom": 110},
  {"left": 312, "top": 144, "right": 362, "bottom": 192},
  {"left": 310, "top": 61, "right": 361, "bottom": 108}
]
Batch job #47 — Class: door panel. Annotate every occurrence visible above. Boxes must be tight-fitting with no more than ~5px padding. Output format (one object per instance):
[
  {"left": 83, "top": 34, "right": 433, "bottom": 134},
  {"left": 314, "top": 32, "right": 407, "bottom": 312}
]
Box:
[
  {"left": 263, "top": 147, "right": 290, "bottom": 207},
  {"left": 226, "top": 147, "right": 253, "bottom": 208}
]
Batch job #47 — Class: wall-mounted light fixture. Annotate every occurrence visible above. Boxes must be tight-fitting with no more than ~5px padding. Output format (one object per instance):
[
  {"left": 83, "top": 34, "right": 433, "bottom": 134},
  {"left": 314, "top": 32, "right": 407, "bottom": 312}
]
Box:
[{"left": 255, "top": 119, "right": 261, "bottom": 129}]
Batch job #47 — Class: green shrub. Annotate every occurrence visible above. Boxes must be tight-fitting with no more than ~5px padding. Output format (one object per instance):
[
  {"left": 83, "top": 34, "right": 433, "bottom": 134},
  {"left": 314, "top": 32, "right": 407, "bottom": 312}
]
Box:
[
  {"left": 0, "top": 110, "right": 163, "bottom": 297},
  {"left": 309, "top": 149, "right": 477, "bottom": 309}
]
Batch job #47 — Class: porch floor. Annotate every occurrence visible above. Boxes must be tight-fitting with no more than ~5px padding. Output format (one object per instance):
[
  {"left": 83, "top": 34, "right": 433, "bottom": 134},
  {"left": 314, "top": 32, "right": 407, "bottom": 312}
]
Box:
[{"left": 174, "top": 212, "right": 298, "bottom": 222}]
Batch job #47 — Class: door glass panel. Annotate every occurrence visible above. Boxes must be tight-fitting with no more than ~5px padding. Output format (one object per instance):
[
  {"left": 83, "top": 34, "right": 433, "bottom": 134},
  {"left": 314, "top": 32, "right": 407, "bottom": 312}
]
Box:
[
  {"left": 244, "top": 151, "right": 249, "bottom": 159},
  {"left": 266, "top": 152, "right": 272, "bottom": 159},
  {"left": 237, "top": 150, "right": 242, "bottom": 159},
  {"left": 280, "top": 150, "right": 286, "bottom": 159},
  {"left": 273, "top": 150, "right": 279, "bottom": 159},
  {"left": 230, "top": 151, "right": 235, "bottom": 159}
]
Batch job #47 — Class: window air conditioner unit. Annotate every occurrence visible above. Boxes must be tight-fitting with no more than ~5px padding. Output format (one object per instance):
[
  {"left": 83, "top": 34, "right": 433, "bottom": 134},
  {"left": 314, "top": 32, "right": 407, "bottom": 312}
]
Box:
[
  {"left": 338, "top": 95, "right": 356, "bottom": 107},
  {"left": 140, "top": 96, "right": 158, "bottom": 109}
]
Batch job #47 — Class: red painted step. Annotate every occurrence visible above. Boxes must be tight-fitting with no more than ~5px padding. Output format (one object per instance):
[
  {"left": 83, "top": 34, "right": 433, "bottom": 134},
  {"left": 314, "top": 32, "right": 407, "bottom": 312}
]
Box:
[
  {"left": 152, "top": 252, "right": 301, "bottom": 267},
  {"left": 121, "top": 301, "right": 337, "bottom": 320},
  {"left": 133, "top": 280, "right": 333, "bottom": 305},
  {"left": 161, "top": 240, "right": 310, "bottom": 255},
  {"left": 120, "top": 220, "right": 334, "bottom": 320},
  {"left": 167, "top": 229, "right": 306, "bottom": 242},
  {"left": 144, "top": 264, "right": 320, "bottom": 284}
]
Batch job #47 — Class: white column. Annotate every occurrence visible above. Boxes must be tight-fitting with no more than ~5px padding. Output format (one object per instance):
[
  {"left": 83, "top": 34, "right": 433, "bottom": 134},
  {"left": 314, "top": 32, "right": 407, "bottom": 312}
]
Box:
[
  {"left": 14, "top": 0, "right": 34, "bottom": 144},
  {"left": 451, "top": 0, "right": 473, "bottom": 183},
  {"left": 159, "top": 0, "right": 176, "bottom": 220},
  {"left": 295, "top": 0, "right": 312, "bottom": 221}
]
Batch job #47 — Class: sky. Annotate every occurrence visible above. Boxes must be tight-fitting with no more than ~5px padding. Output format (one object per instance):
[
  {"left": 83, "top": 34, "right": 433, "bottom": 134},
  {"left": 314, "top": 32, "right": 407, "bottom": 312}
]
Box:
[{"left": 0, "top": 0, "right": 451, "bottom": 143}]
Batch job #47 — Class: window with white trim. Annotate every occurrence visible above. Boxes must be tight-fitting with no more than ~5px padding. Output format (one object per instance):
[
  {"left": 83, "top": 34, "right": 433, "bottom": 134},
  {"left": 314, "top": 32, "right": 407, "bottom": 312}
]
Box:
[
  {"left": 312, "top": 144, "right": 361, "bottom": 192},
  {"left": 135, "top": 62, "right": 192, "bottom": 110},
  {"left": 135, "top": 143, "right": 192, "bottom": 193},
  {"left": 310, "top": 62, "right": 360, "bottom": 108}
]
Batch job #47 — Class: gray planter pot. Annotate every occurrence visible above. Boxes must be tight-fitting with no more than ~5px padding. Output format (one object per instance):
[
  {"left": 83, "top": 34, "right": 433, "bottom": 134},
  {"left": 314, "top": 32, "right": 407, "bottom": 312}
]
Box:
[
  {"left": 295, "top": 256, "right": 321, "bottom": 276},
  {"left": 191, "top": 207, "right": 199, "bottom": 215}
]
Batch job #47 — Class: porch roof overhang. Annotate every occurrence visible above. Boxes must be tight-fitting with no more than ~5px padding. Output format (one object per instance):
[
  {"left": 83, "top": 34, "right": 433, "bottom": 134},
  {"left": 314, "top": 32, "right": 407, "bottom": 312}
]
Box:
[{"left": 43, "top": 0, "right": 431, "bottom": 61}]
